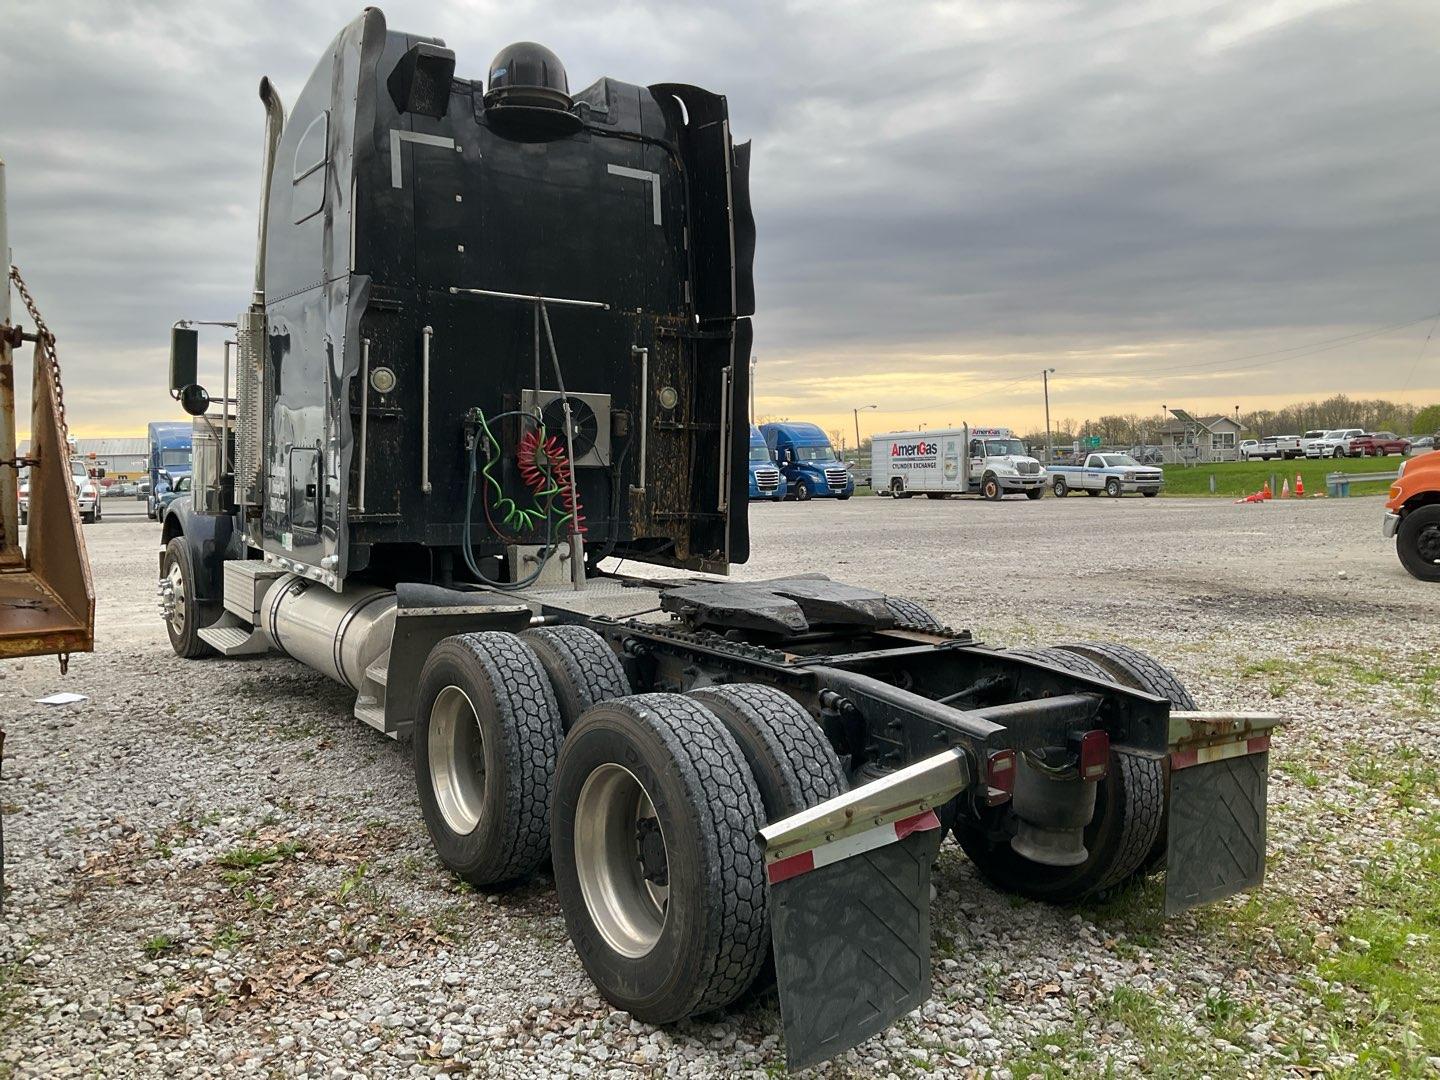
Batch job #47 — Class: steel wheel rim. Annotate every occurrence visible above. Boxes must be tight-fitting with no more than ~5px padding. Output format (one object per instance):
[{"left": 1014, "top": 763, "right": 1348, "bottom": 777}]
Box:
[
  {"left": 574, "top": 763, "right": 669, "bottom": 958},
  {"left": 1418, "top": 524, "right": 1440, "bottom": 564},
  {"left": 429, "top": 685, "right": 486, "bottom": 835},
  {"left": 166, "top": 560, "right": 186, "bottom": 635}
]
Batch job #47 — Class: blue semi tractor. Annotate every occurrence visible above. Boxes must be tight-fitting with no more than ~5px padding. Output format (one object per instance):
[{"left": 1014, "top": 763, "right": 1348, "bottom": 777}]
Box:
[
  {"left": 761, "top": 421, "right": 854, "bottom": 500},
  {"left": 146, "top": 420, "right": 193, "bottom": 520},
  {"left": 748, "top": 425, "right": 786, "bottom": 500}
]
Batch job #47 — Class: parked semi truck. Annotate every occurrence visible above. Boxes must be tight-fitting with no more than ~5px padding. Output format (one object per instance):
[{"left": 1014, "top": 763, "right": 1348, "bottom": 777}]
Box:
[
  {"left": 872, "top": 425, "right": 1047, "bottom": 500},
  {"left": 146, "top": 420, "right": 193, "bottom": 520},
  {"left": 761, "top": 421, "right": 854, "bottom": 500},
  {"left": 155, "top": 13, "right": 1281, "bottom": 1069},
  {"left": 747, "top": 424, "right": 785, "bottom": 501}
]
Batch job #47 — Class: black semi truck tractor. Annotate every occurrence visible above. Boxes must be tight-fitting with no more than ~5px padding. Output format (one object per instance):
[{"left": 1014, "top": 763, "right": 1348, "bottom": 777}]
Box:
[{"left": 156, "top": 10, "right": 1281, "bottom": 1069}]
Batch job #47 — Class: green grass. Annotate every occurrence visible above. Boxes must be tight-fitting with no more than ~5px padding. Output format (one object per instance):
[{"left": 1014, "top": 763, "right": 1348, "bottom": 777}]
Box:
[
  {"left": 141, "top": 934, "right": 175, "bottom": 957},
  {"left": 1159, "top": 456, "right": 1402, "bottom": 498},
  {"left": 1314, "top": 811, "right": 1440, "bottom": 1073},
  {"left": 215, "top": 841, "right": 303, "bottom": 869}
]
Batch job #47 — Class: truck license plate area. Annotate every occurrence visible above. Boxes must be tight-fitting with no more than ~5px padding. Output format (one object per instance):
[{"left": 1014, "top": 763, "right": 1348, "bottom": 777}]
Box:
[
  {"left": 770, "top": 828, "right": 940, "bottom": 1071},
  {"left": 1164, "top": 748, "right": 1269, "bottom": 916}
]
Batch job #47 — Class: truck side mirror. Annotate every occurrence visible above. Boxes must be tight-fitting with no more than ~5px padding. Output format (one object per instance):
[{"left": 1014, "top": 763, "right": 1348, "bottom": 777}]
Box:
[
  {"left": 170, "top": 326, "right": 199, "bottom": 392},
  {"left": 180, "top": 384, "right": 211, "bottom": 416}
]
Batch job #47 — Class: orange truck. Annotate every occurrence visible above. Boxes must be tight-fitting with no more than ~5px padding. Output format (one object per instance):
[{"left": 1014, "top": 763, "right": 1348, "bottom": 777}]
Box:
[{"left": 1385, "top": 451, "right": 1440, "bottom": 580}]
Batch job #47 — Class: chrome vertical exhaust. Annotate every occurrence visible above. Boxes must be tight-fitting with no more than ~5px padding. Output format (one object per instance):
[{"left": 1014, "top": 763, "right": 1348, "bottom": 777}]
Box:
[{"left": 253, "top": 77, "right": 286, "bottom": 309}]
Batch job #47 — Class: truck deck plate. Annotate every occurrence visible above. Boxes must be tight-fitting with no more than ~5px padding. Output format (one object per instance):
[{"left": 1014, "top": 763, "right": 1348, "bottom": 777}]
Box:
[{"left": 508, "top": 578, "right": 667, "bottom": 621}]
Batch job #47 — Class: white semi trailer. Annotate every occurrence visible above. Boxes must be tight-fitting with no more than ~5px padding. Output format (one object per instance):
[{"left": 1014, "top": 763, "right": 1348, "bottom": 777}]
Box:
[{"left": 872, "top": 425, "right": 1047, "bottom": 501}]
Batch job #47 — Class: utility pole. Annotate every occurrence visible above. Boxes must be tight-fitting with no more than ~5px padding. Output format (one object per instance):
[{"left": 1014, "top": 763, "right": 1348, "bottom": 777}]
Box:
[
  {"left": 1043, "top": 367, "right": 1055, "bottom": 465},
  {"left": 749, "top": 355, "right": 757, "bottom": 421},
  {"left": 854, "top": 404, "right": 877, "bottom": 470}
]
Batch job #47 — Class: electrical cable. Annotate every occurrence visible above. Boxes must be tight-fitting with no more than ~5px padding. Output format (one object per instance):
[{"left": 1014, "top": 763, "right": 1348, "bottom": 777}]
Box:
[{"left": 459, "top": 407, "right": 569, "bottom": 592}]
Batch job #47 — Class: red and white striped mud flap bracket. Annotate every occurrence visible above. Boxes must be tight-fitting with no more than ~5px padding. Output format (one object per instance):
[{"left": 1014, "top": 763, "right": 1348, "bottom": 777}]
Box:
[
  {"left": 758, "top": 747, "right": 970, "bottom": 1071},
  {"left": 1163, "top": 710, "right": 1283, "bottom": 917}
]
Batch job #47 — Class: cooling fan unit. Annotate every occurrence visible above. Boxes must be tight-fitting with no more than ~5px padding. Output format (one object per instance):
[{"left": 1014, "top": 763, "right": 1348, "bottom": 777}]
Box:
[{"left": 521, "top": 389, "right": 611, "bottom": 467}]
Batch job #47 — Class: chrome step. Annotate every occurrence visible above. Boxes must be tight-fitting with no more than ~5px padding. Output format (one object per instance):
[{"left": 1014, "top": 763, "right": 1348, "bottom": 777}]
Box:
[
  {"left": 198, "top": 618, "right": 271, "bottom": 656},
  {"left": 353, "top": 698, "right": 388, "bottom": 734}
]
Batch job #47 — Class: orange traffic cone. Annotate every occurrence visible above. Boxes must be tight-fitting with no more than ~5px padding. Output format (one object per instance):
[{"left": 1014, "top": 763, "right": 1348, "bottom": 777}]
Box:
[
  {"left": 1262, "top": 480, "right": 1272, "bottom": 500},
  {"left": 1295, "top": 473, "right": 1305, "bottom": 497},
  {"left": 1281, "top": 478, "right": 1291, "bottom": 498}
]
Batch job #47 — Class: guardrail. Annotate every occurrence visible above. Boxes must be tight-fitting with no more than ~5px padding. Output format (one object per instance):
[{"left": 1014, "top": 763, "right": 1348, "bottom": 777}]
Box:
[{"left": 1327, "top": 470, "right": 1398, "bottom": 497}]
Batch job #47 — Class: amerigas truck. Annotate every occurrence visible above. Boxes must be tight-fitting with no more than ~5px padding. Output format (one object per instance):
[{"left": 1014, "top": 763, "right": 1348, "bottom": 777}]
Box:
[
  {"left": 153, "top": 11, "right": 1281, "bottom": 1070},
  {"left": 873, "top": 426, "right": 1047, "bottom": 501}
]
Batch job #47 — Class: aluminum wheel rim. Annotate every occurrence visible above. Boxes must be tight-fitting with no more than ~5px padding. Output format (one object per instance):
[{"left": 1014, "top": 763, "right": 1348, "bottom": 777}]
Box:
[
  {"left": 429, "top": 685, "right": 486, "bottom": 836},
  {"left": 165, "top": 560, "right": 186, "bottom": 635},
  {"left": 574, "top": 763, "right": 669, "bottom": 958}
]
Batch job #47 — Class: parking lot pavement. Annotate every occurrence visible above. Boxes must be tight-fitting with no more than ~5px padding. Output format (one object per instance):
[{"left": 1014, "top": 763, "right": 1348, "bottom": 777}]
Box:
[{"left": 1, "top": 496, "right": 1435, "bottom": 1076}]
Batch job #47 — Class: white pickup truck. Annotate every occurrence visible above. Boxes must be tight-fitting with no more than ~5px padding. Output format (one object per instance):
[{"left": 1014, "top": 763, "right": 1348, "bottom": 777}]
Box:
[
  {"left": 1242, "top": 435, "right": 1302, "bottom": 460},
  {"left": 1048, "top": 452, "right": 1164, "bottom": 497},
  {"left": 1306, "top": 428, "right": 1365, "bottom": 459}
]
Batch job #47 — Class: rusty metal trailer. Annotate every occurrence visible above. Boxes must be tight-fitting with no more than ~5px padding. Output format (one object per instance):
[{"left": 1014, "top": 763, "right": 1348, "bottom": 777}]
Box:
[{"left": 155, "top": 12, "right": 1280, "bottom": 1069}]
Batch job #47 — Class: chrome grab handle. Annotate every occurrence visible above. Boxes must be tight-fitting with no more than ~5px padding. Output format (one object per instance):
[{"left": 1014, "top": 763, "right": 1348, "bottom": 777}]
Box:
[
  {"left": 358, "top": 337, "right": 370, "bottom": 514},
  {"left": 717, "top": 364, "right": 731, "bottom": 511},
  {"left": 421, "top": 326, "right": 432, "bottom": 494},
  {"left": 631, "top": 346, "right": 648, "bottom": 495}
]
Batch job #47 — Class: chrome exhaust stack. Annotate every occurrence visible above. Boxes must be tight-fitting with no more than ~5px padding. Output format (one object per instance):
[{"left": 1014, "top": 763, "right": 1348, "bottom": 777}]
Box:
[{"left": 252, "top": 76, "right": 286, "bottom": 310}]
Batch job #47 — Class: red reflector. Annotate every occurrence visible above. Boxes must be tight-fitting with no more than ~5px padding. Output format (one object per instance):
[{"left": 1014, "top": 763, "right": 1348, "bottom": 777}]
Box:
[
  {"left": 986, "top": 750, "right": 1017, "bottom": 798},
  {"left": 1079, "top": 730, "right": 1110, "bottom": 781}
]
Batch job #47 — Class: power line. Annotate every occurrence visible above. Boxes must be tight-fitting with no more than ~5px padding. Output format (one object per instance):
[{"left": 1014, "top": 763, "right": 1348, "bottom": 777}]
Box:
[{"left": 1398, "top": 310, "right": 1440, "bottom": 394}]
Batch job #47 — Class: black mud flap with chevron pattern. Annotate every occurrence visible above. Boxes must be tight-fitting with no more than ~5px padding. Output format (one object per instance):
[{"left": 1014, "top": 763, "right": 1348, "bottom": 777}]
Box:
[
  {"left": 1164, "top": 750, "right": 1269, "bottom": 916},
  {"left": 770, "top": 829, "right": 940, "bottom": 1071}
]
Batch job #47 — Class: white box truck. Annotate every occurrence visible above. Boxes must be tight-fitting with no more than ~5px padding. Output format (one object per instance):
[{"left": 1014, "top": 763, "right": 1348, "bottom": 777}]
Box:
[{"left": 872, "top": 426, "right": 1047, "bottom": 501}]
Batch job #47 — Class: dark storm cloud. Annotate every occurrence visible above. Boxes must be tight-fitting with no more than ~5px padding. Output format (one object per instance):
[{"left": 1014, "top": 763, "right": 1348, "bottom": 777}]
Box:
[{"left": 3, "top": 0, "right": 1438, "bottom": 432}]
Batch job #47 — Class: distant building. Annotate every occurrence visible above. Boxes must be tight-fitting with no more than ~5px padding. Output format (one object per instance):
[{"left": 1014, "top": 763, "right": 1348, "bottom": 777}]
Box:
[
  {"left": 18, "top": 436, "right": 149, "bottom": 481},
  {"left": 1152, "top": 411, "right": 1242, "bottom": 464}
]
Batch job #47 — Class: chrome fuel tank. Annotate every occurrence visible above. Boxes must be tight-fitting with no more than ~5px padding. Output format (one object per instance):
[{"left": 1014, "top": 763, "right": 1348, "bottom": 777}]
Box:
[{"left": 260, "top": 574, "right": 395, "bottom": 689}]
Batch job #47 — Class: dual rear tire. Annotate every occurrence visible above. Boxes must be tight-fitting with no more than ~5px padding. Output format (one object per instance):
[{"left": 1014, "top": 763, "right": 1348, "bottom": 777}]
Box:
[
  {"left": 956, "top": 642, "right": 1195, "bottom": 902},
  {"left": 411, "top": 627, "right": 846, "bottom": 1022}
]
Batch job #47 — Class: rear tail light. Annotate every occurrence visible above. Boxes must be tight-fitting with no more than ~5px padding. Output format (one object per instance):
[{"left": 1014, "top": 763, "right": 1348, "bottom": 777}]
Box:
[
  {"left": 985, "top": 749, "right": 1016, "bottom": 805},
  {"left": 1078, "top": 730, "right": 1110, "bottom": 781}
]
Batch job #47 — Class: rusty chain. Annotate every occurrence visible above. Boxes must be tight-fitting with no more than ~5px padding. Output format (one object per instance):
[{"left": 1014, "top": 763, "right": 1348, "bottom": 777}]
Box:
[{"left": 7, "top": 264, "right": 69, "bottom": 448}]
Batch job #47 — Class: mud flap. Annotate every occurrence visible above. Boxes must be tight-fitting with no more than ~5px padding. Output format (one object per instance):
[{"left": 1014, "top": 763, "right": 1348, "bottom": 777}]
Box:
[
  {"left": 770, "top": 826, "right": 941, "bottom": 1071},
  {"left": 1164, "top": 746, "right": 1269, "bottom": 916}
]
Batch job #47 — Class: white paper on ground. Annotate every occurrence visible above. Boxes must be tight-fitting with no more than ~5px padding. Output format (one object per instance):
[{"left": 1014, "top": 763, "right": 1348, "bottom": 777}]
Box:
[{"left": 35, "top": 692, "right": 87, "bottom": 705}]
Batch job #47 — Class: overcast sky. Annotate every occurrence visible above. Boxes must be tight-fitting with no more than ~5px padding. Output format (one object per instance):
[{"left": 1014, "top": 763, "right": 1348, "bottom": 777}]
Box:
[{"left": 4, "top": 0, "right": 1440, "bottom": 442}]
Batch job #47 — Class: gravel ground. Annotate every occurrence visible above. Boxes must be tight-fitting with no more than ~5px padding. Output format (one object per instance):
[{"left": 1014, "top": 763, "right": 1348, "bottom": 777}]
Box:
[{"left": 2, "top": 494, "right": 1436, "bottom": 1078}]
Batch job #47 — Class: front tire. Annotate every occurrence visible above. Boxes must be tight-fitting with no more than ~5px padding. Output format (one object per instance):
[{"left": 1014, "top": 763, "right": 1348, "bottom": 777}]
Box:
[
  {"left": 1397, "top": 505, "right": 1440, "bottom": 581},
  {"left": 552, "top": 695, "right": 769, "bottom": 1022},
  {"left": 413, "top": 633, "right": 564, "bottom": 888},
  {"left": 794, "top": 480, "right": 812, "bottom": 501},
  {"left": 1105, "top": 478, "right": 1122, "bottom": 498},
  {"left": 1026, "top": 487, "right": 1044, "bottom": 500},
  {"left": 981, "top": 474, "right": 1002, "bottom": 501},
  {"left": 162, "top": 537, "right": 213, "bottom": 659}
]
